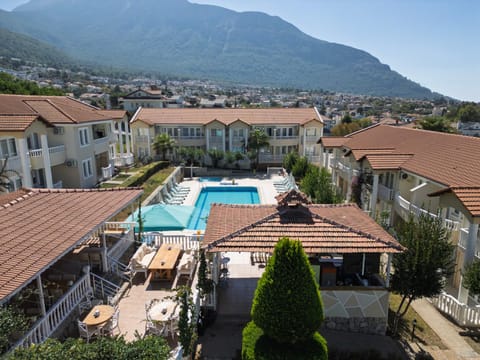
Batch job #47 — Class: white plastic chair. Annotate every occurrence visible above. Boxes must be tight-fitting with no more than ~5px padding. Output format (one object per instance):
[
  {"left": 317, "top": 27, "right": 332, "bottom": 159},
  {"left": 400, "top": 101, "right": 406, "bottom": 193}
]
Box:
[
  {"left": 102, "top": 308, "right": 120, "bottom": 336},
  {"left": 145, "top": 319, "right": 166, "bottom": 336},
  {"left": 78, "top": 320, "right": 99, "bottom": 342}
]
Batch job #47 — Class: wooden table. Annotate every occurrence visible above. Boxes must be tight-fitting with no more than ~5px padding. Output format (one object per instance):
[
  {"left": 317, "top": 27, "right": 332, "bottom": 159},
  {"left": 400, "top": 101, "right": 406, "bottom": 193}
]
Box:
[
  {"left": 148, "top": 244, "right": 182, "bottom": 280},
  {"left": 83, "top": 305, "right": 115, "bottom": 327}
]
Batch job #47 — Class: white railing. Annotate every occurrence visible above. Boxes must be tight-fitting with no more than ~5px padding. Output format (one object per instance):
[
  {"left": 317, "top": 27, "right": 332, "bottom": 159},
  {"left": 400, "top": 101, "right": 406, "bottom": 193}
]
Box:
[
  {"left": 143, "top": 233, "right": 202, "bottom": 250},
  {"left": 431, "top": 292, "right": 480, "bottom": 328},
  {"left": 305, "top": 135, "right": 319, "bottom": 142},
  {"left": 94, "top": 136, "right": 109, "bottom": 145},
  {"left": 259, "top": 154, "right": 285, "bottom": 163},
  {"left": 113, "top": 153, "right": 134, "bottom": 167},
  {"left": 12, "top": 273, "right": 91, "bottom": 350},
  {"left": 102, "top": 164, "right": 113, "bottom": 180},
  {"left": 306, "top": 155, "right": 322, "bottom": 163},
  {"left": 107, "top": 228, "right": 135, "bottom": 261},
  {"left": 378, "top": 184, "right": 394, "bottom": 201},
  {"left": 53, "top": 181, "right": 63, "bottom": 189},
  {"left": 90, "top": 272, "right": 120, "bottom": 300},
  {"left": 29, "top": 145, "right": 65, "bottom": 157},
  {"left": 444, "top": 218, "right": 459, "bottom": 231},
  {"left": 104, "top": 221, "right": 136, "bottom": 233},
  {"left": 459, "top": 228, "right": 468, "bottom": 249},
  {"left": 135, "top": 135, "right": 150, "bottom": 143},
  {"left": 1, "top": 155, "right": 22, "bottom": 171}
]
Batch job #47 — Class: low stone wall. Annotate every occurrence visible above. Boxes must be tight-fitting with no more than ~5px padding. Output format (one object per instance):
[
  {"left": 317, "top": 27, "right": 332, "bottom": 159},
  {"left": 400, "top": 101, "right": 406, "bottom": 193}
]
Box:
[
  {"left": 142, "top": 166, "right": 184, "bottom": 206},
  {"left": 321, "top": 288, "right": 389, "bottom": 335}
]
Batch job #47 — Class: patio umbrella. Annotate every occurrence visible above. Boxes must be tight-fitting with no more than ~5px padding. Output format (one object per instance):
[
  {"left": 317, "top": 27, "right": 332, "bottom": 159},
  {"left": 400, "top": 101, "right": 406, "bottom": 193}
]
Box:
[{"left": 130, "top": 204, "right": 195, "bottom": 231}]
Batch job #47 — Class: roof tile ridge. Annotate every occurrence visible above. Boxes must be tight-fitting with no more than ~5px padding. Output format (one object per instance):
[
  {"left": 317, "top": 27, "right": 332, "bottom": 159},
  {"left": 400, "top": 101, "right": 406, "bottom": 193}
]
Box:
[
  {"left": 0, "top": 189, "right": 36, "bottom": 209},
  {"left": 43, "top": 98, "right": 77, "bottom": 123},
  {"left": 34, "top": 187, "right": 143, "bottom": 194},
  {"left": 347, "top": 122, "right": 382, "bottom": 137},
  {"left": 309, "top": 209, "right": 404, "bottom": 251},
  {"left": 206, "top": 209, "right": 279, "bottom": 251}
]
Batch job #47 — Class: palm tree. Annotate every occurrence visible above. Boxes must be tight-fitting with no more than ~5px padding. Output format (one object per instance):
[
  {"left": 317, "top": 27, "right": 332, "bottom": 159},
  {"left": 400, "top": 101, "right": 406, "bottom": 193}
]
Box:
[
  {"left": 247, "top": 129, "right": 270, "bottom": 170},
  {"left": 153, "top": 133, "right": 176, "bottom": 161},
  {"left": 0, "top": 157, "right": 20, "bottom": 193}
]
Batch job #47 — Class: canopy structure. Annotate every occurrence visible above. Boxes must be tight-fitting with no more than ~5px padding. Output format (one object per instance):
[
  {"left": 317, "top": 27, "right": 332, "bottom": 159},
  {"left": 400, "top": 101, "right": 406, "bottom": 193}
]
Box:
[{"left": 130, "top": 204, "right": 195, "bottom": 231}]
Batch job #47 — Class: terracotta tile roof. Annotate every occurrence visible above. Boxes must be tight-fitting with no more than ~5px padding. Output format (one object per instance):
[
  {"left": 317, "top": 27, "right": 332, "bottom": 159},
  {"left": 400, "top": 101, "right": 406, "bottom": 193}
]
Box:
[
  {"left": 332, "top": 124, "right": 480, "bottom": 187},
  {"left": 98, "top": 110, "right": 127, "bottom": 120},
  {"left": 0, "top": 114, "right": 48, "bottom": 131},
  {"left": 365, "top": 154, "right": 413, "bottom": 170},
  {"left": 0, "top": 95, "right": 109, "bottom": 124},
  {"left": 349, "top": 148, "right": 394, "bottom": 161},
  {"left": 429, "top": 187, "right": 480, "bottom": 218},
  {"left": 203, "top": 202, "right": 403, "bottom": 254},
  {"left": 131, "top": 108, "right": 323, "bottom": 126},
  {"left": 318, "top": 136, "right": 348, "bottom": 147},
  {"left": 0, "top": 187, "right": 143, "bottom": 302}
]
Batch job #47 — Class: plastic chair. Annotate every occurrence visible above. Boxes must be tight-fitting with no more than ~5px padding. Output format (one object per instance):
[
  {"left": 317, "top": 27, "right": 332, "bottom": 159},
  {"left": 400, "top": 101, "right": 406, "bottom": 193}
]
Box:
[
  {"left": 102, "top": 308, "right": 120, "bottom": 336},
  {"left": 145, "top": 319, "right": 166, "bottom": 336},
  {"left": 78, "top": 320, "right": 99, "bottom": 342}
]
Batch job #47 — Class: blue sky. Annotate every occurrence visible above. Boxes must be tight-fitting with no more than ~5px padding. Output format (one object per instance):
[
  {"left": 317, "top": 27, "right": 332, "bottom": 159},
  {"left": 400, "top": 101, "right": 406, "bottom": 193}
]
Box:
[{"left": 2, "top": 0, "right": 479, "bottom": 101}]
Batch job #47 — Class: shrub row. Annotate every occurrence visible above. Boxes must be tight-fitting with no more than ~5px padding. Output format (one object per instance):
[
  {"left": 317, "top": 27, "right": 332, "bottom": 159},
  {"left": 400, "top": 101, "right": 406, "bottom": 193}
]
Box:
[{"left": 122, "top": 161, "right": 169, "bottom": 187}]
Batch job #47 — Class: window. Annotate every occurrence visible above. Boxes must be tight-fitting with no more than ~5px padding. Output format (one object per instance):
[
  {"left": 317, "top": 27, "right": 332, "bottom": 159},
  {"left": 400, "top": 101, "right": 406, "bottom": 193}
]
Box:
[
  {"left": 306, "top": 128, "right": 317, "bottom": 136},
  {"left": 79, "top": 128, "right": 89, "bottom": 146},
  {"left": 0, "top": 138, "right": 17, "bottom": 157},
  {"left": 210, "top": 129, "right": 222, "bottom": 137},
  {"left": 82, "top": 158, "right": 93, "bottom": 178}
]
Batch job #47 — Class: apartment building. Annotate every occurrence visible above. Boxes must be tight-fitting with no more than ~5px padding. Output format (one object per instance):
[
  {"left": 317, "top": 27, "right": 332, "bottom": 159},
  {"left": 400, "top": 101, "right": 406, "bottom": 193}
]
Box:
[
  {"left": 319, "top": 124, "right": 480, "bottom": 313},
  {"left": 0, "top": 95, "right": 121, "bottom": 190},
  {"left": 130, "top": 107, "right": 325, "bottom": 165},
  {"left": 119, "top": 88, "right": 184, "bottom": 112}
]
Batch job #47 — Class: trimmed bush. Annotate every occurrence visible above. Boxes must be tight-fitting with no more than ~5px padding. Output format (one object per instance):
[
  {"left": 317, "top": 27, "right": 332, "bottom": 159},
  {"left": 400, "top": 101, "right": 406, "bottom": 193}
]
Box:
[
  {"left": 122, "top": 161, "right": 169, "bottom": 187},
  {"left": 251, "top": 238, "right": 324, "bottom": 344},
  {"left": 242, "top": 321, "right": 327, "bottom": 360}
]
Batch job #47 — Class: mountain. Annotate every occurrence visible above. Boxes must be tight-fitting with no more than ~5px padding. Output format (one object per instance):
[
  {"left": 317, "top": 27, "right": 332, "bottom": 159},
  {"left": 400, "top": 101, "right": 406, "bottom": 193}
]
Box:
[
  {"left": 0, "top": 27, "right": 73, "bottom": 66},
  {"left": 0, "top": 0, "right": 435, "bottom": 98}
]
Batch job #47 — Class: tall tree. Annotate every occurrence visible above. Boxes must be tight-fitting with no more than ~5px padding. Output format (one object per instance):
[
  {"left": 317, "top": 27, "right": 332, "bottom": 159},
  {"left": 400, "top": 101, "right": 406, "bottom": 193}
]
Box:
[
  {"left": 300, "top": 165, "right": 341, "bottom": 204},
  {"left": 463, "top": 261, "right": 480, "bottom": 296},
  {"left": 390, "top": 212, "right": 454, "bottom": 335},
  {"left": 152, "top": 133, "right": 176, "bottom": 161},
  {"left": 247, "top": 129, "right": 270, "bottom": 170},
  {"left": 282, "top": 151, "right": 299, "bottom": 174},
  {"left": 417, "top": 116, "right": 457, "bottom": 133}
]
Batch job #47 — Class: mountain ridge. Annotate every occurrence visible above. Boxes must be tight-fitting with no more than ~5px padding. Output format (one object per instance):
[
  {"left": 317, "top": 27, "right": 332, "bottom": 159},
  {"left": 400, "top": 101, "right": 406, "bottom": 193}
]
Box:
[{"left": 1, "top": 0, "right": 436, "bottom": 98}]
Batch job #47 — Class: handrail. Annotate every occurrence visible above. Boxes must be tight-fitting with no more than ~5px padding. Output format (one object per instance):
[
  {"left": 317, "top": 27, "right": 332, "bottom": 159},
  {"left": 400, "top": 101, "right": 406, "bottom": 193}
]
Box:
[
  {"left": 11, "top": 273, "right": 91, "bottom": 350},
  {"left": 90, "top": 272, "right": 120, "bottom": 300},
  {"left": 430, "top": 292, "right": 480, "bottom": 327}
]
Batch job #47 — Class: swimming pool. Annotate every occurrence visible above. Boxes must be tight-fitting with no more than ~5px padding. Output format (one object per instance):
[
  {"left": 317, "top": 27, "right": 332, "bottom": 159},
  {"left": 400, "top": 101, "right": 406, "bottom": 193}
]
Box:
[
  {"left": 198, "top": 177, "right": 223, "bottom": 182},
  {"left": 187, "top": 186, "right": 259, "bottom": 230}
]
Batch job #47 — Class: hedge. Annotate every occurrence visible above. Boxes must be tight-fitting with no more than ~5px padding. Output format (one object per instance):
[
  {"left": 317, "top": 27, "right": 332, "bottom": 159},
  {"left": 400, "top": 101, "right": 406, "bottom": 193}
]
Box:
[{"left": 122, "top": 161, "right": 169, "bottom": 187}]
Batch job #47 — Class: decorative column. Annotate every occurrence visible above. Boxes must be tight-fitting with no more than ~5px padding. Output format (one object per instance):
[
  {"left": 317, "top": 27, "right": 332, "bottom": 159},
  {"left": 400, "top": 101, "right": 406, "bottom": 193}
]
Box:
[
  {"left": 370, "top": 174, "right": 379, "bottom": 219},
  {"left": 385, "top": 253, "right": 392, "bottom": 287},
  {"left": 119, "top": 120, "right": 125, "bottom": 160},
  {"left": 361, "top": 253, "right": 366, "bottom": 276},
  {"left": 40, "top": 134, "right": 53, "bottom": 188},
  {"left": 125, "top": 120, "right": 131, "bottom": 158},
  {"left": 302, "top": 127, "right": 307, "bottom": 156},
  {"left": 18, "top": 138, "right": 33, "bottom": 188},
  {"left": 459, "top": 222, "right": 479, "bottom": 303},
  {"left": 222, "top": 128, "right": 226, "bottom": 152},
  {"left": 36, "top": 275, "right": 46, "bottom": 316}
]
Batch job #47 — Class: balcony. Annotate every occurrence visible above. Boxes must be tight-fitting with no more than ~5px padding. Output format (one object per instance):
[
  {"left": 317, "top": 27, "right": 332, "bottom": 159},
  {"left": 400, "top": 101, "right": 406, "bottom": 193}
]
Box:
[
  {"left": 258, "top": 154, "right": 285, "bottom": 164},
  {"left": 94, "top": 136, "right": 111, "bottom": 154},
  {"left": 102, "top": 164, "right": 113, "bottom": 180},
  {"left": 29, "top": 145, "right": 66, "bottom": 169},
  {"left": 306, "top": 155, "right": 322, "bottom": 164},
  {"left": 113, "top": 153, "right": 134, "bottom": 167},
  {"left": 135, "top": 135, "right": 150, "bottom": 143},
  {"left": 395, "top": 194, "right": 460, "bottom": 231},
  {"left": 305, "top": 135, "right": 319, "bottom": 143}
]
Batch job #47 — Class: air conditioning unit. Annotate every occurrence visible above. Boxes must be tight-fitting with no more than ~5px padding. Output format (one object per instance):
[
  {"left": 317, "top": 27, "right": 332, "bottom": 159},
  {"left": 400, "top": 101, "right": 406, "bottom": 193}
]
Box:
[
  {"left": 401, "top": 172, "right": 408, "bottom": 180},
  {"left": 65, "top": 159, "right": 78, "bottom": 167},
  {"left": 53, "top": 127, "right": 64, "bottom": 135}
]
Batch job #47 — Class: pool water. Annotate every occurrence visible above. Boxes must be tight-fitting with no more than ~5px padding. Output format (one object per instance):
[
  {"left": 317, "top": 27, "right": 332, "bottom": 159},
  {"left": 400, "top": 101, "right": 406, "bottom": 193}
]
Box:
[
  {"left": 199, "top": 177, "right": 222, "bottom": 182},
  {"left": 187, "top": 186, "right": 259, "bottom": 230}
]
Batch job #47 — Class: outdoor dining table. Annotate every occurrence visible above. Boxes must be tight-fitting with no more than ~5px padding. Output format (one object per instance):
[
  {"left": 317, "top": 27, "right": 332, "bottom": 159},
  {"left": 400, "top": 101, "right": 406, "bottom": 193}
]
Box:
[
  {"left": 148, "top": 243, "right": 182, "bottom": 280},
  {"left": 148, "top": 300, "right": 178, "bottom": 323},
  {"left": 83, "top": 304, "right": 115, "bottom": 327}
]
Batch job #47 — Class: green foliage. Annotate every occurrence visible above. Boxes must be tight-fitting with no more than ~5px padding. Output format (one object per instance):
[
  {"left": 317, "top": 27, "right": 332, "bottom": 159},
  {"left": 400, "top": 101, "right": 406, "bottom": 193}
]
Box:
[
  {"left": 417, "top": 116, "right": 457, "bottom": 133},
  {"left": 300, "top": 166, "right": 341, "bottom": 204},
  {"left": 224, "top": 151, "right": 235, "bottom": 167},
  {"left": 242, "top": 321, "right": 327, "bottom": 360},
  {"left": 282, "top": 152, "right": 300, "bottom": 174},
  {"left": 136, "top": 200, "right": 144, "bottom": 246},
  {"left": 0, "top": 72, "right": 64, "bottom": 96},
  {"left": 207, "top": 149, "right": 224, "bottom": 168},
  {"left": 251, "top": 238, "right": 324, "bottom": 344},
  {"left": 176, "top": 287, "right": 197, "bottom": 357},
  {"left": 390, "top": 212, "right": 455, "bottom": 335},
  {"left": 341, "top": 114, "right": 352, "bottom": 124},
  {"left": 8, "top": 336, "right": 170, "bottom": 360},
  {"left": 291, "top": 156, "right": 310, "bottom": 180},
  {"left": 248, "top": 129, "right": 270, "bottom": 170},
  {"left": 121, "top": 161, "right": 169, "bottom": 187},
  {"left": 0, "top": 306, "right": 28, "bottom": 355},
  {"left": 463, "top": 261, "right": 480, "bottom": 296},
  {"left": 153, "top": 133, "right": 176, "bottom": 161},
  {"left": 458, "top": 103, "right": 480, "bottom": 123},
  {"left": 331, "top": 118, "right": 372, "bottom": 136},
  {"left": 197, "top": 250, "right": 213, "bottom": 298}
]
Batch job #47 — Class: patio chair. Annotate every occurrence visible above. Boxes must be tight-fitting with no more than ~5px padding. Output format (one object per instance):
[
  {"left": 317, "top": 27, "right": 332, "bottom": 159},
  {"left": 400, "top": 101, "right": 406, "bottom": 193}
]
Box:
[
  {"left": 78, "top": 320, "right": 100, "bottom": 343},
  {"left": 145, "top": 319, "right": 166, "bottom": 336},
  {"left": 101, "top": 308, "right": 120, "bottom": 336},
  {"left": 165, "top": 317, "right": 179, "bottom": 339}
]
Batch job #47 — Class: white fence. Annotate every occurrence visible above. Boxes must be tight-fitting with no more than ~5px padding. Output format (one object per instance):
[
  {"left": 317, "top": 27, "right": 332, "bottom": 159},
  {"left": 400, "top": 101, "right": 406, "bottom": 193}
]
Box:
[
  {"left": 431, "top": 292, "right": 480, "bottom": 328},
  {"left": 12, "top": 273, "right": 91, "bottom": 350},
  {"left": 143, "top": 233, "right": 202, "bottom": 250}
]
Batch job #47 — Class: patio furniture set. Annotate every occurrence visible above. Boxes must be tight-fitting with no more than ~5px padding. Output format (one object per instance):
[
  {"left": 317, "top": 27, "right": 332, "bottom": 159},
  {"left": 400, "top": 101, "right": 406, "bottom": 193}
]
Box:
[
  {"left": 163, "top": 184, "right": 191, "bottom": 205},
  {"left": 145, "top": 298, "right": 180, "bottom": 338},
  {"left": 77, "top": 291, "right": 120, "bottom": 342}
]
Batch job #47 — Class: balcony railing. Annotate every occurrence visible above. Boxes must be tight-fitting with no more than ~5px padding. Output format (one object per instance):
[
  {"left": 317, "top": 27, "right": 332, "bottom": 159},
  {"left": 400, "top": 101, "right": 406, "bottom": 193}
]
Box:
[
  {"left": 93, "top": 136, "right": 109, "bottom": 145},
  {"left": 12, "top": 272, "right": 91, "bottom": 350},
  {"left": 53, "top": 181, "right": 63, "bottom": 189},
  {"left": 305, "top": 135, "right": 319, "bottom": 142},
  {"left": 143, "top": 232, "right": 202, "bottom": 250},
  {"left": 135, "top": 135, "right": 150, "bottom": 143},
  {"left": 395, "top": 194, "right": 460, "bottom": 231},
  {"left": 306, "top": 155, "right": 322, "bottom": 163},
  {"left": 430, "top": 292, "right": 480, "bottom": 328},
  {"left": 113, "top": 153, "right": 134, "bottom": 167},
  {"left": 29, "top": 145, "right": 66, "bottom": 168},
  {"left": 0, "top": 155, "right": 22, "bottom": 172},
  {"left": 101, "top": 164, "right": 113, "bottom": 180},
  {"left": 258, "top": 154, "right": 285, "bottom": 163}
]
